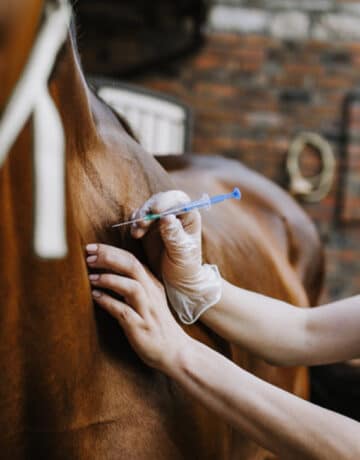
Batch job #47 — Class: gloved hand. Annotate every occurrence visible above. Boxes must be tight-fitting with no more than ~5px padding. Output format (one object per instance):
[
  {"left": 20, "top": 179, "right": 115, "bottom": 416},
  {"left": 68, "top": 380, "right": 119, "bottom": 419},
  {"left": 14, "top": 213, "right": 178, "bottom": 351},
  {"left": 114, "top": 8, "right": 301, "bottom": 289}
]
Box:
[{"left": 131, "top": 191, "right": 222, "bottom": 325}]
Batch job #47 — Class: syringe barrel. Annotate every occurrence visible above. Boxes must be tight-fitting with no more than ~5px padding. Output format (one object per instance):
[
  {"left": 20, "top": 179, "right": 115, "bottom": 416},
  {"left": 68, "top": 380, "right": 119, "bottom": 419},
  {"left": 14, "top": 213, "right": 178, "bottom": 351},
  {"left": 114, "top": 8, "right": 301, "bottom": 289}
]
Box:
[
  {"left": 209, "top": 194, "right": 230, "bottom": 205},
  {"left": 182, "top": 194, "right": 211, "bottom": 212}
]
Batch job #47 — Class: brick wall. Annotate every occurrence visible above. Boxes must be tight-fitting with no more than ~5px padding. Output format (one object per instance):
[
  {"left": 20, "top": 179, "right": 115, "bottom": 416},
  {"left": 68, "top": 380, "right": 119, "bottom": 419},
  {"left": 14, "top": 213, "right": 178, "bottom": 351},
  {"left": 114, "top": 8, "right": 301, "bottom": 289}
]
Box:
[
  {"left": 210, "top": 0, "right": 360, "bottom": 42},
  {"left": 129, "top": 2, "right": 360, "bottom": 302}
]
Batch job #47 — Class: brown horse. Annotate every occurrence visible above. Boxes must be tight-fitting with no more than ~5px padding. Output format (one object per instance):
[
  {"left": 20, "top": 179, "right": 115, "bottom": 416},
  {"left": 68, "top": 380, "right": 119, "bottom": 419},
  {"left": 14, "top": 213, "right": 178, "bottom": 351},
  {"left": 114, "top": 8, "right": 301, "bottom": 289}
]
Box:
[{"left": 0, "top": 1, "right": 323, "bottom": 459}]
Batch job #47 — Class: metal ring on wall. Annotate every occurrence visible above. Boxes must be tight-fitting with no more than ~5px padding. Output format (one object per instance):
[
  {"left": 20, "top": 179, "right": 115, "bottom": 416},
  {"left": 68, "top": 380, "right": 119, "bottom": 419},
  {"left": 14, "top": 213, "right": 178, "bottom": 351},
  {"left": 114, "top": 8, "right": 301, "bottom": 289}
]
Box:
[{"left": 286, "top": 132, "right": 336, "bottom": 203}]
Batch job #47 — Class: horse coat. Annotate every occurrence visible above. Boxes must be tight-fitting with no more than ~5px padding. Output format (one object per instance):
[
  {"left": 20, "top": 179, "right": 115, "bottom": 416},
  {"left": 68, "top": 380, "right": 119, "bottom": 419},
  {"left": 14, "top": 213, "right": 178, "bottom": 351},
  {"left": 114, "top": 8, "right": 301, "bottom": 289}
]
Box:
[{"left": 0, "top": 1, "right": 324, "bottom": 459}]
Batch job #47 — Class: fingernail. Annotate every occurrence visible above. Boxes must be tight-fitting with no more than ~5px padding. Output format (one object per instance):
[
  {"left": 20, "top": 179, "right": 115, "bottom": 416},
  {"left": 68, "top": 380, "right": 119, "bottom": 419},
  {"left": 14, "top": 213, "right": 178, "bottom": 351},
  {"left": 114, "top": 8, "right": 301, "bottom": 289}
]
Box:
[
  {"left": 89, "top": 274, "right": 100, "bottom": 281},
  {"left": 86, "top": 244, "right": 98, "bottom": 253},
  {"left": 92, "top": 290, "right": 102, "bottom": 298},
  {"left": 87, "top": 255, "right": 98, "bottom": 264},
  {"left": 131, "top": 229, "right": 142, "bottom": 239}
]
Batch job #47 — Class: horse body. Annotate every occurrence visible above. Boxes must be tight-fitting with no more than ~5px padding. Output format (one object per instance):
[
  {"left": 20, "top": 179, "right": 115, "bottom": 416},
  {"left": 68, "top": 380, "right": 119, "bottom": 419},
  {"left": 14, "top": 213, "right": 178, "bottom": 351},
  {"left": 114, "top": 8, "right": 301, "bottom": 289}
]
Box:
[{"left": 0, "top": 2, "right": 323, "bottom": 459}]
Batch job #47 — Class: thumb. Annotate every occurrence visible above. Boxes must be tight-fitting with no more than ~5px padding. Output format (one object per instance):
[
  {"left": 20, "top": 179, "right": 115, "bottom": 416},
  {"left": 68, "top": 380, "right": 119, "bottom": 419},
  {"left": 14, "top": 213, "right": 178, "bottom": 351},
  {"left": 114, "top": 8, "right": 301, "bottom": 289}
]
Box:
[{"left": 160, "top": 215, "right": 196, "bottom": 260}]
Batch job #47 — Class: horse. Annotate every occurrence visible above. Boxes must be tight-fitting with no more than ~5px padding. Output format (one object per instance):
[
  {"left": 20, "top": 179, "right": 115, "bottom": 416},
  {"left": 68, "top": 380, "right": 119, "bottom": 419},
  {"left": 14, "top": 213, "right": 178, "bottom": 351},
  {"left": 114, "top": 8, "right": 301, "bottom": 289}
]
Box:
[{"left": 0, "top": 1, "right": 324, "bottom": 459}]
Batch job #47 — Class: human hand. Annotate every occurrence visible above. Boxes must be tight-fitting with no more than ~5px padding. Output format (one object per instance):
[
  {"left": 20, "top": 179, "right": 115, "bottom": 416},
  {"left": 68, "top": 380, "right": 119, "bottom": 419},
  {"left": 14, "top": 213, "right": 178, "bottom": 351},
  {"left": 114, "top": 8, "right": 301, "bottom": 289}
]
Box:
[
  {"left": 130, "top": 191, "right": 222, "bottom": 325},
  {"left": 86, "top": 243, "right": 189, "bottom": 373},
  {"left": 131, "top": 191, "right": 202, "bottom": 293}
]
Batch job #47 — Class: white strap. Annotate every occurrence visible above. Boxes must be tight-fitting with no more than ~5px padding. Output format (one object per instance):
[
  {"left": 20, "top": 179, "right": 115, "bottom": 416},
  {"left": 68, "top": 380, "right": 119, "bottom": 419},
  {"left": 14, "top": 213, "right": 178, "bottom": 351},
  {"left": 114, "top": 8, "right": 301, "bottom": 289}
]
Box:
[
  {"left": 33, "top": 88, "right": 67, "bottom": 258},
  {"left": 0, "top": 1, "right": 71, "bottom": 258}
]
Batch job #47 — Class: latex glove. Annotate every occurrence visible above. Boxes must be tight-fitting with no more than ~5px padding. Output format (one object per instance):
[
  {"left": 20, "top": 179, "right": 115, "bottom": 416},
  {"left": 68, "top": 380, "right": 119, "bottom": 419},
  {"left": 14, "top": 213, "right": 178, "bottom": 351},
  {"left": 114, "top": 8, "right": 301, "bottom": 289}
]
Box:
[{"left": 130, "top": 191, "right": 222, "bottom": 325}]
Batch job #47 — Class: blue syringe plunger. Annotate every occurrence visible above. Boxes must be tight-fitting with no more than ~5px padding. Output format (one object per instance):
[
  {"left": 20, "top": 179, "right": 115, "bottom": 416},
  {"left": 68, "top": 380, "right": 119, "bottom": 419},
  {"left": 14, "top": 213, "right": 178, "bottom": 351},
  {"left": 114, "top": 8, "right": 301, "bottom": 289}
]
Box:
[
  {"left": 209, "top": 187, "right": 241, "bottom": 205},
  {"left": 233, "top": 187, "right": 241, "bottom": 199}
]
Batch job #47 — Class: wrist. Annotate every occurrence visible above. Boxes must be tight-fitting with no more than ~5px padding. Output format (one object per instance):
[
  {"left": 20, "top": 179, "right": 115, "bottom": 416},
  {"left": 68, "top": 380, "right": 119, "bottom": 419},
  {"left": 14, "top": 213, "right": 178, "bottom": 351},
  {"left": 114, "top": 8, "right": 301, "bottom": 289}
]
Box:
[
  {"left": 153, "top": 330, "right": 192, "bottom": 378},
  {"left": 160, "top": 333, "right": 195, "bottom": 379},
  {"left": 164, "top": 264, "right": 222, "bottom": 325}
]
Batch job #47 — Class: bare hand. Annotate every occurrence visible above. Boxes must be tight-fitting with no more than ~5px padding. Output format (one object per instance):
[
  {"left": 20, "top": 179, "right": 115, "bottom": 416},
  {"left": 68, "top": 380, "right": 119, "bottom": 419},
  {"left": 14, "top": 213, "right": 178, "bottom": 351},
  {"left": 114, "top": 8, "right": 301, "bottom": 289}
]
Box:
[{"left": 86, "top": 243, "right": 189, "bottom": 372}]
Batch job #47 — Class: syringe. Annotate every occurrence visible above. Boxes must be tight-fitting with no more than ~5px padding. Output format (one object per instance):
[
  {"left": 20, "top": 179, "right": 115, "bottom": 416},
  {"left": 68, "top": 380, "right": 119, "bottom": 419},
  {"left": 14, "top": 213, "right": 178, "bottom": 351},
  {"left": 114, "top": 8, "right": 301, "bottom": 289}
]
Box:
[{"left": 112, "top": 187, "right": 241, "bottom": 228}]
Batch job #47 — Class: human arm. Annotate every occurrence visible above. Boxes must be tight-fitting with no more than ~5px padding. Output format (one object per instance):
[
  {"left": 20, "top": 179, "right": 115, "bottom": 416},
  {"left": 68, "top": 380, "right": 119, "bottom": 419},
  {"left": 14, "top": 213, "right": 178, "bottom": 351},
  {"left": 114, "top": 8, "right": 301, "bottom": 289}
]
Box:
[
  {"left": 86, "top": 243, "right": 360, "bottom": 460},
  {"left": 174, "top": 335, "right": 360, "bottom": 460},
  {"left": 202, "top": 281, "right": 360, "bottom": 366},
  {"left": 131, "top": 191, "right": 360, "bottom": 367}
]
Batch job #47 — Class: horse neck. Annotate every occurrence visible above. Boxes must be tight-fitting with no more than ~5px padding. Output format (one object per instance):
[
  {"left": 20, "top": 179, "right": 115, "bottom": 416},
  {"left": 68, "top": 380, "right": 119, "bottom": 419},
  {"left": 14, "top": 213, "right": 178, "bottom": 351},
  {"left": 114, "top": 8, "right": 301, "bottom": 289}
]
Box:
[
  {"left": 49, "top": 34, "right": 120, "bottom": 241},
  {"left": 49, "top": 31, "right": 172, "bottom": 265},
  {"left": 50, "top": 35, "right": 99, "bottom": 157}
]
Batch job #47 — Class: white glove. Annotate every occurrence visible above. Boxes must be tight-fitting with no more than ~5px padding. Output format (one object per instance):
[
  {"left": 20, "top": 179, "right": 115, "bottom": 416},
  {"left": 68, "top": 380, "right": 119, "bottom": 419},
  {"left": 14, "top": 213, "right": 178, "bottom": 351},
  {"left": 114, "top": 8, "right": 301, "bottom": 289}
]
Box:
[{"left": 131, "top": 191, "right": 222, "bottom": 325}]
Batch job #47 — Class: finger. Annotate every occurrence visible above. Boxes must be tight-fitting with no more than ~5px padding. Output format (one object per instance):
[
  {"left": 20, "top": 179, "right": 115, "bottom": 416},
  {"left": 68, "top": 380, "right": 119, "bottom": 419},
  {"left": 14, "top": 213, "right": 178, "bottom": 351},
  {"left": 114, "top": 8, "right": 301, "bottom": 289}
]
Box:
[
  {"left": 86, "top": 244, "right": 147, "bottom": 284},
  {"left": 176, "top": 209, "right": 201, "bottom": 236},
  {"left": 131, "top": 190, "right": 191, "bottom": 239},
  {"left": 90, "top": 273, "right": 148, "bottom": 317},
  {"left": 159, "top": 215, "right": 197, "bottom": 262},
  {"left": 130, "top": 195, "right": 160, "bottom": 239},
  {"left": 92, "top": 290, "right": 143, "bottom": 328}
]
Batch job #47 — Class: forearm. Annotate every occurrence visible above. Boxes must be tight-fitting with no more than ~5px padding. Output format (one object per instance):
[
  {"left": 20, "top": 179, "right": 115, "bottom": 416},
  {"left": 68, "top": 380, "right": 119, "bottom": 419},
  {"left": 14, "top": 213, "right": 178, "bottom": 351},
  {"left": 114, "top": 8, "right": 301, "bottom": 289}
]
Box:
[
  {"left": 202, "top": 283, "right": 360, "bottom": 366},
  {"left": 201, "top": 280, "right": 308, "bottom": 366},
  {"left": 168, "top": 338, "right": 360, "bottom": 460}
]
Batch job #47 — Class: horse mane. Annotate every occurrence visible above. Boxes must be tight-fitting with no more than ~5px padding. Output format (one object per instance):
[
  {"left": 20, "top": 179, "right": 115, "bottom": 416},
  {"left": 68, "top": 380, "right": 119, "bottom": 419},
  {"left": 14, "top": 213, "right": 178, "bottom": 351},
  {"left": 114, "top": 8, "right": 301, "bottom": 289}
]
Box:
[{"left": 68, "top": 12, "right": 138, "bottom": 141}]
